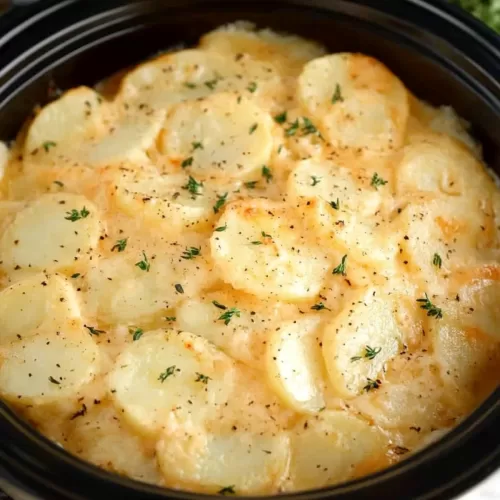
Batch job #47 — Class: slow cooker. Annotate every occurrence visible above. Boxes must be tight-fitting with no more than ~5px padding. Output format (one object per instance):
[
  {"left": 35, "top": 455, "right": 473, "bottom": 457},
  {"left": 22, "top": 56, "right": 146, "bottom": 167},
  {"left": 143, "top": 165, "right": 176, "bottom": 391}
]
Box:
[{"left": 0, "top": 1, "right": 499, "bottom": 499}]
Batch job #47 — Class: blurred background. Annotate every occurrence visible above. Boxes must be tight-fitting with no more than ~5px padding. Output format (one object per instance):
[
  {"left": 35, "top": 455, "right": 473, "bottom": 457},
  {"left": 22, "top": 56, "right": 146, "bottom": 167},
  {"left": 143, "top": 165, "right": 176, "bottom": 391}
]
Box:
[{"left": 0, "top": 0, "right": 498, "bottom": 33}]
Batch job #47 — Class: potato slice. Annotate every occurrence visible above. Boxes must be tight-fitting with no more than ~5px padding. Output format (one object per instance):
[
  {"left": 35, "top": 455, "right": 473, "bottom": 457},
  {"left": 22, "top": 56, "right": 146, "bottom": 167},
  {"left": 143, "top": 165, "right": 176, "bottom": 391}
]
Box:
[
  {"left": 322, "top": 288, "right": 403, "bottom": 398},
  {"left": 108, "top": 330, "right": 236, "bottom": 435},
  {"left": 396, "top": 133, "right": 492, "bottom": 197},
  {"left": 66, "top": 402, "right": 161, "bottom": 484},
  {"left": 0, "top": 325, "right": 100, "bottom": 404},
  {"left": 210, "top": 199, "right": 330, "bottom": 300},
  {"left": 0, "top": 273, "right": 81, "bottom": 345},
  {"left": 157, "top": 426, "right": 290, "bottom": 494},
  {"left": 266, "top": 316, "right": 326, "bottom": 413},
  {"left": 114, "top": 166, "right": 224, "bottom": 232},
  {"left": 286, "top": 411, "right": 387, "bottom": 490},
  {"left": 24, "top": 87, "right": 104, "bottom": 156},
  {"left": 0, "top": 194, "right": 100, "bottom": 273},
  {"left": 160, "top": 93, "right": 273, "bottom": 180},
  {"left": 200, "top": 23, "right": 326, "bottom": 76},
  {"left": 0, "top": 141, "right": 9, "bottom": 181},
  {"left": 297, "top": 53, "right": 409, "bottom": 152},
  {"left": 288, "top": 158, "right": 382, "bottom": 216},
  {"left": 85, "top": 239, "right": 214, "bottom": 324}
]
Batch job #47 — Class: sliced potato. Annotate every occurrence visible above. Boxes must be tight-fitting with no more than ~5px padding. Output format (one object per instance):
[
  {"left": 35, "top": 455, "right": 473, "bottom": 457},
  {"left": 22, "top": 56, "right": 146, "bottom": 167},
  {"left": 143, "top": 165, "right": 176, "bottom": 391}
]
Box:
[
  {"left": 160, "top": 93, "right": 273, "bottom": 180},
  {"left": 286, "top": 411, "right": 387, "bottom": 490},
  {"left": 396, "top": 133, "right": 492, "bottom": 197},
  {"left": 85, "top": 238, "right": 214, "bottom": 324},
  {"left": 322, "top": 288, "right": 403, "bottom": 398},
  {"left": 0, "top": 141, "right": 9, "bottom": 181},
  {"left": 157, "top": 426, "right": 290, "bottom": 494},
  {"left": 210, "top": 199, "right": 330, "bottom": 300},
  {"left": 24, "top": 87, "right": 104, "bottom": 156},
  {"left": 297, "top": 53, "right": 409, "bottom": 152},
  {"left": 108, "top": 330, "right": 236, "bottom": 435},
  {"left": 114, "top": 166, "right": 224, "bottom": 232},
  {"left": 287, "top": 158, "right": 382, "bottom": 216},
  {"left": 0, "top": 273, "right": 81, "bottom": 345},
  {"left": 0, "top": 194, "right": 100, "bottom": 273},
  {"left": 0, "top": 325, "right": 100, "bottom": 404},
  {"left": 266, "top": 316, "right": 326, "bottom": 413},
  {"left": 66, "top": 402, "right": 161, "bottom": 484}
]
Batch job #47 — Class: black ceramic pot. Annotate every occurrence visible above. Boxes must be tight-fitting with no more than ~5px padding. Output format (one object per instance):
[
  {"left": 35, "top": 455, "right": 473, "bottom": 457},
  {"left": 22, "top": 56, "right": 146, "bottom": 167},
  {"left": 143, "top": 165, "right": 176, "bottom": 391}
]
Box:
[{"left": 0, "top": 1, "right": 499, "bottom": 499}]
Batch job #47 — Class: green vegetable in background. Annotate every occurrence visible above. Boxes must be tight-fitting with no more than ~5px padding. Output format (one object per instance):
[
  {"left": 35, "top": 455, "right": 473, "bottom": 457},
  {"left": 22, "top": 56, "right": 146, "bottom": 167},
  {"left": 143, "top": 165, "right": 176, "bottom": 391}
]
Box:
[{"left": 450, "top": 0, "right": 500, "bottom": 32}]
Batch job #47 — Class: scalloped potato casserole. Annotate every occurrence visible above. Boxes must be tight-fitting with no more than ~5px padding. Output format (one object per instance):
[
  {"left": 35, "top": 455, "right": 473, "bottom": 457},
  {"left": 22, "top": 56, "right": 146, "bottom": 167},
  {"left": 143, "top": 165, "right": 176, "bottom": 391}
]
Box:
[{"left": 0, "top": 23, "right": 499, "bottom": 496}]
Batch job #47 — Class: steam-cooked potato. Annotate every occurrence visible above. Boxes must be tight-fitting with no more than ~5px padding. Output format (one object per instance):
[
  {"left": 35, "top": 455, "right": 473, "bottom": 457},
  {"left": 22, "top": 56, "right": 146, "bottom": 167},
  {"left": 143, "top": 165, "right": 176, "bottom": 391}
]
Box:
[
  {"left": 159, "top": 93, "right": 274, "bottom": 180},
  {"left": 157, "top": 426, "right": 290, "bottom": 494},
  {"left": 210, "top": 199, "right": 331, "bottom": 300},
  {"left": 0, "top": 194, "right": 100, "bottom": 273},
  {"left": 0, "top": 324, "right": 100, "bottom": 404},
  {"left": 322, "top": 288, "right": 403, "bottom": 398},
  {"left": 108, "top": 330, "right": 236, "bottom": 436},
  {"left": 297, "top": 53, "right": 409, "bottom": 152},
  {"left": 286, "top": 411, "right": 387, "bottom": 490},
  {"left": 0, "top": 273, "right": 81, "bottom": 345},
  {"left": 266, "top": 316, "right": 326, "bottom": 413}
]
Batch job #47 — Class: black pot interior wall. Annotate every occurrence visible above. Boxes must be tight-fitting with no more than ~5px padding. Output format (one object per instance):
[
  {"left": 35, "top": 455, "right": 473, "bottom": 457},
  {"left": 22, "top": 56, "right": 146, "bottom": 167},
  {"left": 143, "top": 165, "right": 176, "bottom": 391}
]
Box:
[{"left": 0, "top": 0, "right": 499, "bottom": 173}]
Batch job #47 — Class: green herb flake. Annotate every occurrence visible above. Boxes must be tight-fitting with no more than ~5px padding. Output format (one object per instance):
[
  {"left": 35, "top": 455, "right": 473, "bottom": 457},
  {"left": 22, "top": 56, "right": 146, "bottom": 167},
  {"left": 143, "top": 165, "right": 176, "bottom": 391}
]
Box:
[
  {"left": 53, "top": 180, "right": 64, "bottom": 187},
  {"left": 212, "top": 300, "right": 227, "bottom": 310},
  {"left": 42, "top": 141, "right": 57, "bottom": 152},
  {"left": 331, "top": 83, "right": 344, "bottom": 104},
  {"left": 195, "top": 372, "right": 211, "bottom": 384},
  {"left": 249, "top": 123, "right": 258, "bottom": 134},
  {"left": 204, "top": 78, "right": 219, "bottom": 90},
  {"left": 302, "top": 117, "right": 318, "bottom": 135},
  {"left": 166, "top": 316, "right": 176, "bottom": 322},
  {"left": 364, "top": 378, "right": 381, "bottom": 392},
  {"left": 85, "top": 325, "right": 105, "bottom": 336},
  {"left": 181, "top": 156, "right": 194, "bottom": 168},
  {"left": 285, "top": 119, "right": 299, "bottom": 136},
  {"left": 158, "top": 365, "right": 177, "bottom": 383},
  {"left": 213, "top": 192, "right": 228, "bottom": 214},
  {"left": 192, "top": 141, "right": 203, "bottom": 151},
  {"left": 433, "top": 253, "right": 442, "bottom": 269},
  {"left": 111, "top": 238, "right": 128, "bottom": 252},
  {"left": 184, "top": 82, "right": 197, "bottom": 89},
  {"left": 182, "top": 176, "right": 204, "bottom": 197},
  {"left": 135, "top": 251, "right": 150, "bottom": 272},
  {"left": 262, "top": 165, "right": 273, "bottom": 183},
  {"left": 364, "top": 345, "right": 382, "bottom": 360},
  {"left": 371, "top": 173, "right": 388, "bottom": 189},
  {"left": 70, "top": 273, "right": 80, "bottom": 279},
  {"left": 274, "top": 111, "right": 287, "bottom": 124},
  {"left": 215, "top": 223, "right": 227, "bottom": 232},
  {"left": 330, "top": 198, "right": 340, "bottom": 210},
  {"left": 181, "top": 246, "right": 201, "bottom": 260},
  {"left": 311, "top": 302, "right": 330, "bottom": 311},
  {"left": 129, "top": 327, "right": 144, "bottom": 341},
  {"left": 416, "top": 293, "right": 443, "bottom": 319},
  {"left": 350, "top": 356, "right": 362, "bottom": 362},
  {"left": 332, "top": 254, "right": 348, "bottom": 276},
  {"left": 218, "top": 307, "right": 241, "bottom": 325},
  {"left": 218, "top": 485, "right": 236, "bottom": 495},
  {"left": 247, "top": 81, "right": 257, "bottom": 93},
  {"left": 311, "top": 175, "right": 321, "bottom": 186},
  {"left": 48, "top": 376, "right": 60, "bottom": 385},
  {"left": 244, "top": 181, "right": 258, "bottom": 189},
  {"left": 175, "top": 283, "right": 184, "bottom": 294},
  {"left": 64, "top": 207, "right": 90, "bottom": 222}
]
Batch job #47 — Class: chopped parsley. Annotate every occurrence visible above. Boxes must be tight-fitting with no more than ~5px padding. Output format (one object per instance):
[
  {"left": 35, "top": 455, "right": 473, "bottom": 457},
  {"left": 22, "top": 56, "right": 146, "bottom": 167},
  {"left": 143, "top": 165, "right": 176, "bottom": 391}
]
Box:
[
  {"left": 247, "top": 81, "right": 257, "bottom": 93},
  {"left": 195, "top": 372, "right": 211, "bottom": 384},
  {"left": 111, "top": 238, "right": 128, "bottom": 252},
  {"left": 64, "top": 207, "right": 89, "bottom": 222},
  {"left": 175, "top": 283, "right": 184, "bottom": 294},
  {"left": 311, "top": 175, "right": 321, "bottom": 186},
  {"left": 274, "top": 111, "right": 287, "bottom": 124},
  {"left": 182, "top": 246, "right": 201, "bottom": 260},
  {"left": 433, "top": 253, "right": 442, "bottom": 269},
  {"left": 135, "top": 252, "right": 150, "bottom": 272},
  {"left": 350, "top": 346, "right": 382, "bottom": 362},
  {"left": 330, "top": 198, "right": 340, "bottom": 210},
  {"left": 417, "top": 293, "right": 443, "bottom": 319},
  {"left": 42, "top": 141, "right": 57, "bottom": 152},
  {"left": 251, "top": 241, "right": 263, "bottom": 245},
  {"left": 218, "top": 307, "right": 241, "bottom": 325},
  {"left": 244, "top": 181, "right": 258, "bottom": 189},
  {"left": 332, "top": 255, "right": 347, "bottom": 276},
  {"left": 85, "top": 325, "right": 105, "bottom": 336},
  {"left": 218, "top": 485, "right": 236, "bottom": 495},
  {"left": 158, "top": 365, "right": 177, "bottom": 382},
  {"left": 129, "top": 327, "right": 144, "bottom": 341},
  {"left": 165, "top": 316, "right": 176, "bottom": 322},
  {"left": 371, "top": 173, "right": 388, "bottom": 189},
  {"left": 364, "top": 378, "right": 381, "bottom": 392},
  {"left": 311, "top": 302, "right": 330, "bottom": 311},
  {"left": 182, "top": 176, "right": 204, "bottom": 196},
  {"left": 212, "top": 300, "right": 227, "bottom": 310},
  {"left": 285, "top": 119, "right": 299, "bottom": 136},
  {"left": 262, "top": 165, "right": 273, "bottom": 183},
  {"left": 213, "top": 192, "right": 228, "bottom": 214},
  {"left": 48, "top": 376, "right": 60, "bottom": 385},
  {"left": 192, "top": 141, "right": 203, "bottom": 151},
  {"left": 331, "top": 83, "right": 344, "bottom": 104},
  {"left": 53, "top": 180, "right": 64, "bottom": 187},
  {"left": 204, "top": 78, "right": 219, "bottom": 90},
  {"left": 181, "top": 156, "right": 193, "bottom": 168},
  {"left": 71, "top": 273, "right": 80, "bottom": 279},
  {"left": 215, "top": 223, "right": 227, "bottom": 232},
  {"left": 302, "top": 117, "right": 318, "bottom": 135},
  {"left": 184, "top": 82, "right": 197, "bottom": 89},
  {"left": 249, "top": 123, "right": 258, "bottom": 134}
]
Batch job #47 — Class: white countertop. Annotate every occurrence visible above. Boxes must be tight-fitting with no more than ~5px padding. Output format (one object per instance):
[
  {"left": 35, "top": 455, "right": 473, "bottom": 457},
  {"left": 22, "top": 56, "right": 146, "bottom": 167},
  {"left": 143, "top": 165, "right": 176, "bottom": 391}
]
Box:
[{"left": 461, "top": 471, "right": 500, "bottom": 500}]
